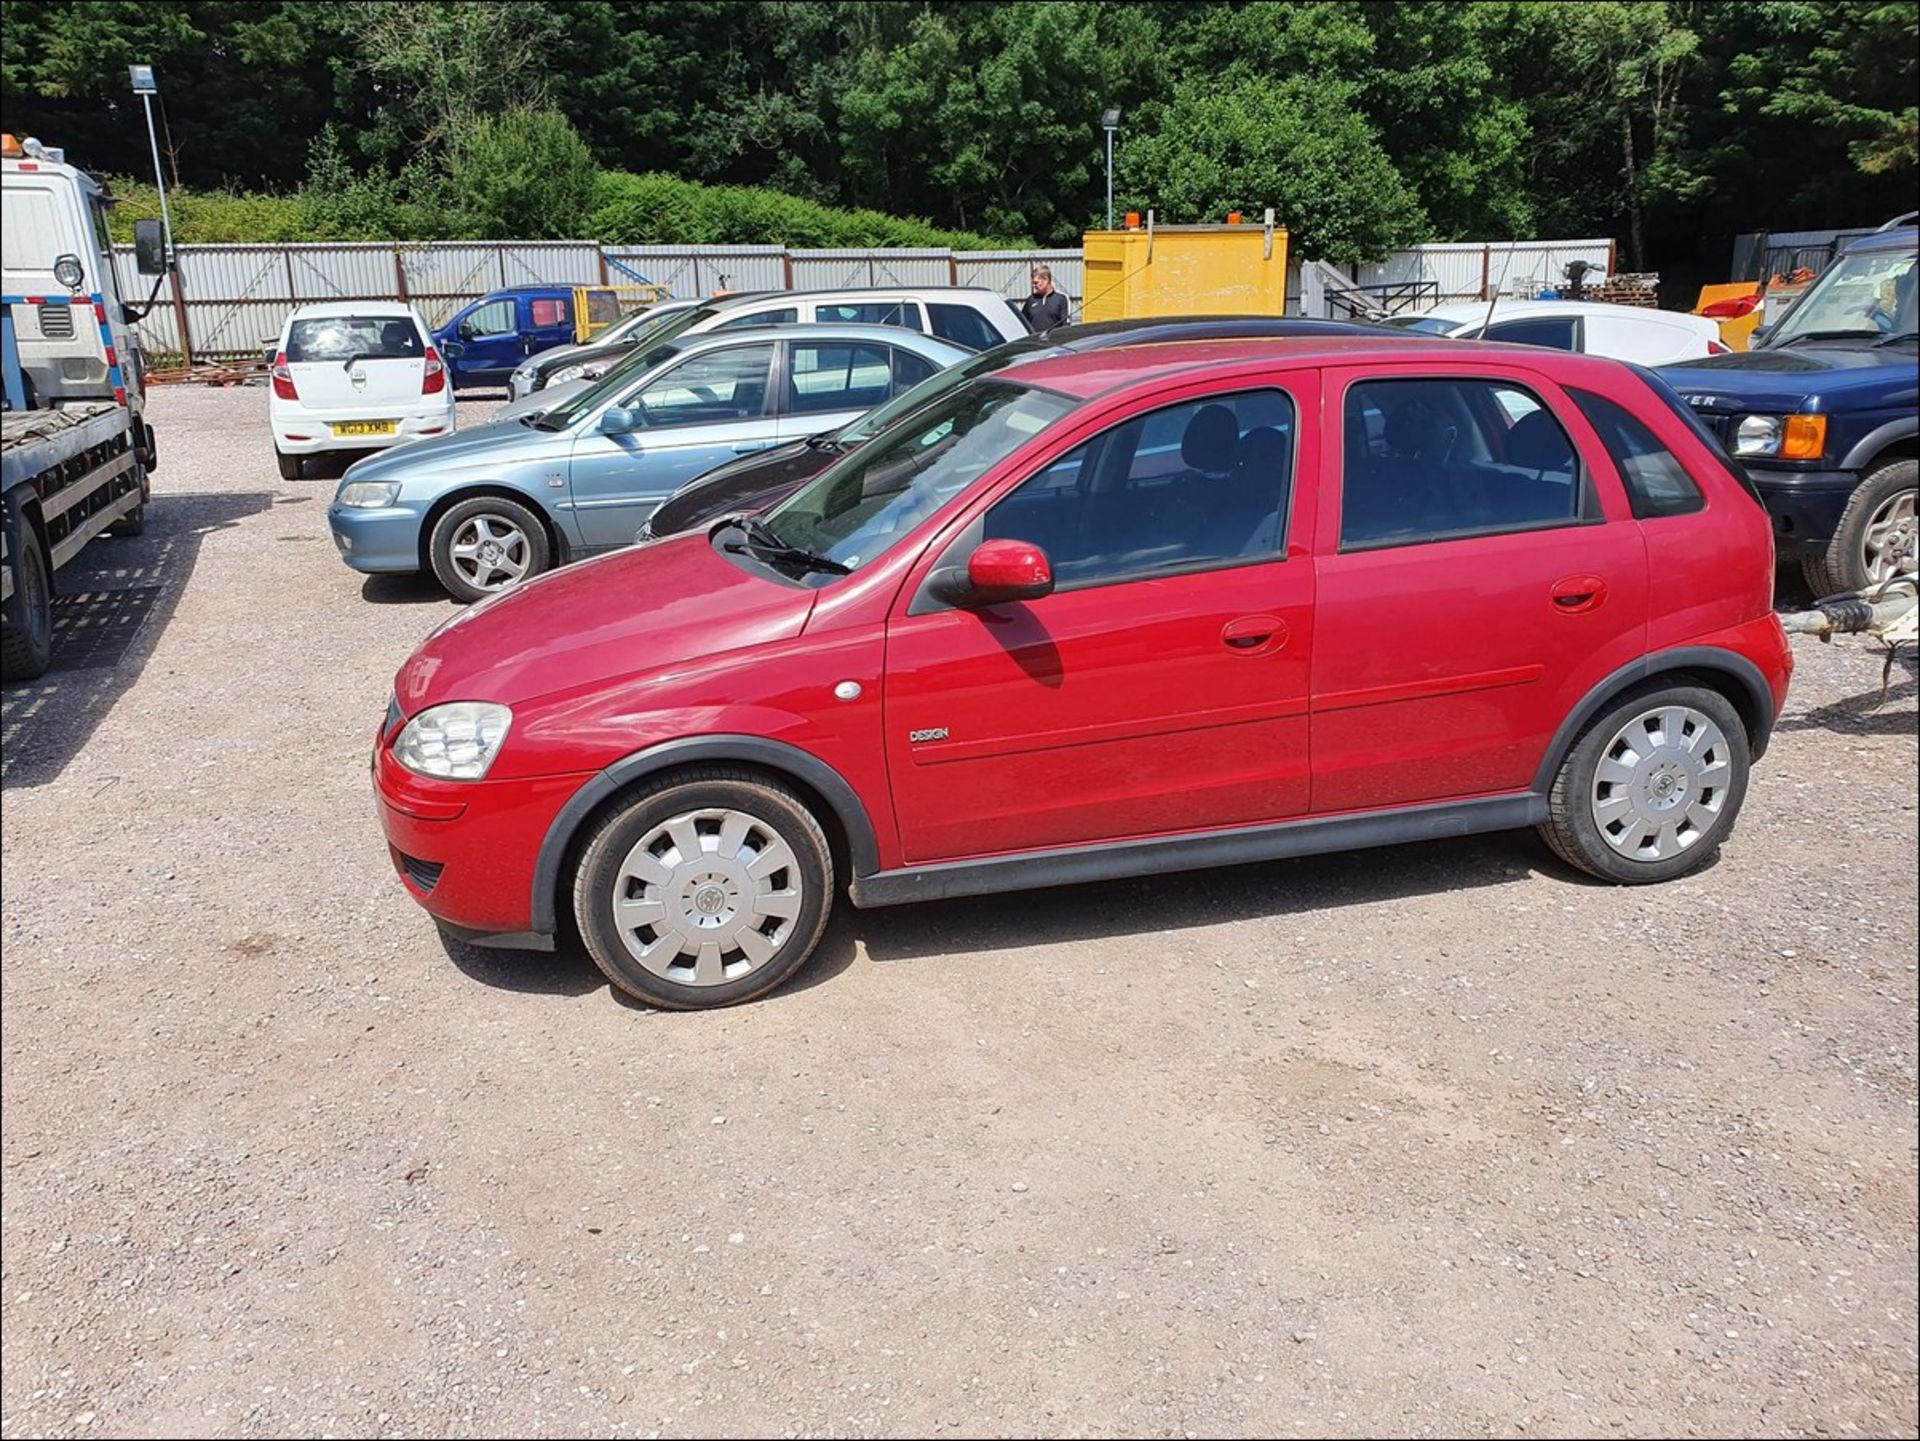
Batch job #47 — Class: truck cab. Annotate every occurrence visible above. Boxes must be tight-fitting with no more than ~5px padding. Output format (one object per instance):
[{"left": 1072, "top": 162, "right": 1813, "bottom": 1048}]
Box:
[
  {"left": 1659, "top": 219, "right": 1918, "bottom": 594},
  {"left": 432, "top": 286, "right": 578, "bottom": 389}
]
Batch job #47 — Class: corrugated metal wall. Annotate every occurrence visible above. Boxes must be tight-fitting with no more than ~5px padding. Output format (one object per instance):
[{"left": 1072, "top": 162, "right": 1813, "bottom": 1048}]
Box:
[
  {"left": 114, "top": 237, "right": 1617, "bottom": 359},
  {"left": 1353, "top": 239, "right": 1616, "bottom": 305}
]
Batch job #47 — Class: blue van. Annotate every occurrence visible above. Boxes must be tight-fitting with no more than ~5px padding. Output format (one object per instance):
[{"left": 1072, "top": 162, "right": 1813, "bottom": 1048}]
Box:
[{"left": 432, "top": 285, "right": 578, "bottom": 389}]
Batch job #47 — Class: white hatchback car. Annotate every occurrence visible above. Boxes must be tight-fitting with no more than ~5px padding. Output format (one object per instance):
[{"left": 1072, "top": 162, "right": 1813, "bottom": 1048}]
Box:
[
  {"left": 1385, "top": 299, "right": 1727, "bottom": 366},
  {"left": 269, "top": 303, "right": 455, "bottom": 479}
]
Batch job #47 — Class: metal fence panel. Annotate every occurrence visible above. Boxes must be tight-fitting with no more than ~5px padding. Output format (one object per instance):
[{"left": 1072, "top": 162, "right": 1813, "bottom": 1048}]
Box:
[
  {"left": 1356, "top": 239, "right": 1615, "bottom": 304},
  {"left": 602, "top": 246, "right": 789, "bottom": 299}
]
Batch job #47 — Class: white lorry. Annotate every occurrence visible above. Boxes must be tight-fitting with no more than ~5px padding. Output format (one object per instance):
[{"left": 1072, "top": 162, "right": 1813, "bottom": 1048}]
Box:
[{"left": 2, "top": 130, "right": 166, "bottom": 681}]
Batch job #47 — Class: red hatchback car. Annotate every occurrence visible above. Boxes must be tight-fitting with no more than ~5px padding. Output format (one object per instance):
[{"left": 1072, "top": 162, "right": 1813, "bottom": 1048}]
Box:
[{"left": 375, "top": 338, "right": 1793, "bottom": 1009}]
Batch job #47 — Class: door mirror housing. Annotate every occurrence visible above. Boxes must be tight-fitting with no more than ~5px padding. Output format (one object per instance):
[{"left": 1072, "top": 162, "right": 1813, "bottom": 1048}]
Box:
[
  {"left": 598, "top": 405, "right": 639, "bottom": 435},
  {"left": 929, "top": 538, "right": 1055, "bottom": 608},
  {"left": 132, "top": 219, "right": 167, "bottom": 276},
  {"left": 456, "top": 319, "right": 476, "bottom": 341}
]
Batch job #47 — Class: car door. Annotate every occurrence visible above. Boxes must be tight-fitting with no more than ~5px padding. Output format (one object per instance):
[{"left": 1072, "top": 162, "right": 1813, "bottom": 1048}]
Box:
[
  {"left": 566, "top": 340, "right": 779, "bottom": 549},
  {"left": 810, "top": 298, "right": 923, "bottom": 334},
  {"left": 1310, "top": 363, "right": 1649, "bottom": 813},
  {"left": 773, "top": 338, "right": 901, "bottom": 443},
  {"left": 882, "top": 379, "right": 1318, "bottom": 863},
  {"left": 443, "top": 298, "right": 522, "bottom": 384},
  {"left": 525, "top": 292, "right": 576, "bottom": 360}
]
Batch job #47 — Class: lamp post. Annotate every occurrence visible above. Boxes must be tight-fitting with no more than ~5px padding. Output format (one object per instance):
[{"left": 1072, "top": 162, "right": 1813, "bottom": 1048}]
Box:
[
  {"left": 128, "top": 65, "right": 175, "bottom": 262},
  {"left": 1101, "top": 107, "right": 1121, "bottom": 230}
]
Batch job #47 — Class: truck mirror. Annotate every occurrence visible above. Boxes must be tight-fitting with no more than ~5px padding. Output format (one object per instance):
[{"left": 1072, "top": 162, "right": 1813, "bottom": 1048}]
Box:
[{"left": 133, "top": 220, "right": 168, "bottom": 277}]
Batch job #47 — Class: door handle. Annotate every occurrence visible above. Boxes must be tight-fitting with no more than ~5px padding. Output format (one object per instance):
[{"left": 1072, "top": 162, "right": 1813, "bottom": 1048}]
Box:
[
  {"left": 1550, "top": 574, "right": 1608, "bottom": 613},
  {"left": 731, "top": 442, "right": 768, "bottom": 453},
  {"left": 1221, "top": 614, "right": 1287, "bottom": 655}
]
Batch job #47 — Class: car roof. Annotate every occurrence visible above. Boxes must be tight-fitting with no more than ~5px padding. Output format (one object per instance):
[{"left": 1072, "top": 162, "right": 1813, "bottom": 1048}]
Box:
[
  {"left": 1050, "top": 315, "right": 1408, "bottom": 347},
  {"left": 1842, "top": 225, "right": 1918, "bottom": 255},
  {"left": 706, "top": 285, "right": 1009, "bottom": 309},
  {"left": 667, "top": 322, "right": 972, "bottom": 356},
  {"left": 1417, "top": 299, "right": 1696, "bottom": 325},
  {"left": 285, "top": 301, "right": 422, "bottom": 322},
  {"left": 993, "top": 335, "right": 1622, "bottom": 400}
]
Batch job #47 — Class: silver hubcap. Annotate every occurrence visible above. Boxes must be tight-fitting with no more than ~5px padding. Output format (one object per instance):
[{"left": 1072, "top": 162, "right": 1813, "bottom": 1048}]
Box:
[
  {"left": 449, "top": 515, "right": 531, "bottom": 590},
  {"left": 1591, "top": 705, "right": 1733, "bottom": 861},
  {"left": 1860, "top": 489, "right": 1917, "bottom": 584},
  {"left": 609, "top": 808, "right": 802, "bottom": 987}
]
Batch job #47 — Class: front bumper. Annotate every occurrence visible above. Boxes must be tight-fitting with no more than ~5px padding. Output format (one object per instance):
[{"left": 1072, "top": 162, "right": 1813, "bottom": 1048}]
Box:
[
  {"left": 373, "top": 743, "right": 593, "bottom": 944},
  {"left": 274, "top": 404, "right": 456, "bottom": 457},
  {"left": 328, "top": 502, "right": 431, "bottom": 575},
  {"left": 1746, "top": 467, "right": 1858, "bottom": 555}
]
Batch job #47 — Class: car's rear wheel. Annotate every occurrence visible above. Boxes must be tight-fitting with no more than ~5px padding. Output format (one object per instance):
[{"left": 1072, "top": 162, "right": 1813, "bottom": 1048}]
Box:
[
  {"left": 275, "top": 449, "right": 303, "bottom": 481},
  {"left": 428, "top": 496, "right": 551, "bottom": 603},
  {"left": 573, "top": 769, "right": 834, "bottom": 1009},
  {"left": 1539, "top": 682, "right": 1750, "bottom": 884},
  {"left": 1801, "top": 458, "right": 1918, "bottom": 596}
]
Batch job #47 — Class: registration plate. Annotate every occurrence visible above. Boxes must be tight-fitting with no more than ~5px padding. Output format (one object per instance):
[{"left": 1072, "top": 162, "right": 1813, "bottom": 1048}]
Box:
[{"left": 331, "top": 419, "right": 397, "bottom": 437}]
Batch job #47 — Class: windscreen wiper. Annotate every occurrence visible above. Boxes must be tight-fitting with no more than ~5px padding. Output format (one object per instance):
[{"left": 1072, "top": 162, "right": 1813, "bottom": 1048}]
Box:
[
  {"left": 1873, "top": 330, "right": 1919, "bottom": 347},
  {"left": 1775, "top": 329, "right": 1881, "bottom": 347},
  {"left": 720, "top": 514, "right": 851, "bottom": 576}
]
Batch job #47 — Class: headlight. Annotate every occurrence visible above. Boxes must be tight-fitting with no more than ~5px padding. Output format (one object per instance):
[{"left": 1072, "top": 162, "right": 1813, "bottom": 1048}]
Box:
[
  {"left": 1733, "top": 415, "right": 1782, "bottom": 457},
  {"left": 392, "top": 701, "right": 512, "bottom": 781},
  {"left": 1733, "top": 413, "right": 1826, "bottom": 460},
  {"left": 53, "top": 253, "right": 85, "bottom": 290},
  {"left": 548, "top": 364, "right": 587, "bottom": 385},
  {"left": 337, "top": 481, "right": 401, "bottom": 509}
]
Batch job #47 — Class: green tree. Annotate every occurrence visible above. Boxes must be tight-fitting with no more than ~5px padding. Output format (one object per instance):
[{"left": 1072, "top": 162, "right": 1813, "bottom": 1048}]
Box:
[
  {"left": 443, "top": 109, "right": 597, "bottom": 240},
  {"left": 1119, "top": 73, "right": 1426, "bottom": 264}
]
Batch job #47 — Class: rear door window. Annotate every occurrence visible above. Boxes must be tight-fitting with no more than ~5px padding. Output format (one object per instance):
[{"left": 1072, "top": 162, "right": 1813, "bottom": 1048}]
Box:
[
  {"left": 891, "top": 348, "right": 939, "bottom": 394},
  {"left": 286, "top": 315, "right": 426, "bottom": 363},
  {"left": 785, "top": 342, "right": 894, "bottom": 416},
  {"left": 926, "top": 303, "right": 1005, "bottom": 351},
  {"left": 814, "top": 301, "right": 923, "bottom": 331},
  {"left": 1571, "top": 388, "right": 1705, "bottom": 519},
  {"left": 529, "top": 296, "right": 570, "bottom": 328},
  {"left": 1340, "top": 377, "right": 1593, "bottom": 550},
  {"left": 1478, "top": 316, "right": 1580, "bottom": 350},
  {"left": 713, "top": 307, "right": 798, "bottom": 332}
]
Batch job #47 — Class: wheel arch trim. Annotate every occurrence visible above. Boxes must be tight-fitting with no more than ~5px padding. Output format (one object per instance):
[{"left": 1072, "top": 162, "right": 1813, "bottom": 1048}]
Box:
[
  {"left": 1532, "top": 645, "right": 1776, "bottom": 794},
  {"left": 528, "top": 735, "right": 880, "bottom": 936},
  {"left": 1838, "top": 418, "right": 1919, "bottom": 473}
]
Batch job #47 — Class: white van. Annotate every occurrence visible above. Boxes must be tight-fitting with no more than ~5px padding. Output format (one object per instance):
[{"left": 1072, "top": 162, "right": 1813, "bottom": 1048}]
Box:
[
  {"left": 268, "top": 303, "right": 455, "bottom": 479},
  {"left": 1385, "top": 300, "right": 1727, "bottom": 365}
]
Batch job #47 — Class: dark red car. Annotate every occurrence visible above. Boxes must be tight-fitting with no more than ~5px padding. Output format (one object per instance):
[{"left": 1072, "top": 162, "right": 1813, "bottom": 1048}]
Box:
[{"left": 376, "top": 338, "right": 1793, "bottom": 1009}]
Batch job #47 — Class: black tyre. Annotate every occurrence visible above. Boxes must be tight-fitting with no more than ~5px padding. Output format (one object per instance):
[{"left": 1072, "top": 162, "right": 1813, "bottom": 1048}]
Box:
[
  {"left": 1, "top": 525, "right": 54, "bottom": 684},
  {"left": 108, "top": 503, "right": 146, "bottom": 538},
  {"left": 1539, "top": 682, "right": 1751, "bottom": 884},
  {"left": 275, "top": 449, "right": 303, "bottom": 481},
  {"left": 427, "top": 495, "right": 552, "bottom": 603},
  {"left": 572, "top": 768, "right": 834, "bottom": 1009},
  {"left": 1800, "top": 458, "right": 1918, "bottom": 596}
]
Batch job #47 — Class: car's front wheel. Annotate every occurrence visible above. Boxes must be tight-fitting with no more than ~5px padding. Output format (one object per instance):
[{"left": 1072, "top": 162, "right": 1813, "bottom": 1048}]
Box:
[
  {"left": 573, "top": 769, "right": 834, "bottom": 1009},
  {"left": 428, "top": 496, "right": 551, "bottom": 602},
  {"left": 1802, "top": 457, "right": 1918, "bottom": 596},
  {"left": 1539, "top": 682, "right": 1751, "bottom": 884}
]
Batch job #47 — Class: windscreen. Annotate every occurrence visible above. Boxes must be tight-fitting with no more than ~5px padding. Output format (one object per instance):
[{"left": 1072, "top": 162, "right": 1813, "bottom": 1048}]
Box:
[{"left": 539, "top": 306, "right": 721, "bottom": 426}]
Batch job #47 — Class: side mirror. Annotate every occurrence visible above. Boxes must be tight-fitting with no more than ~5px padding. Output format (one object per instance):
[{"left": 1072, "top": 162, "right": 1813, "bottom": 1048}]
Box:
[
  {"left": 262, "top": 344, "right": 277, "bottom": 367},
  {"left": 133, "top": 219, "right": 167, "bottom": 277},
  {"left": 456, "top": 320, "right": 476, "bottom": 340},
  {"left": 598, "top": 406, "right": 639, "bottom": 435},
  {"left": 929, "top": 538, "right": 1054, "bottom": 608}
]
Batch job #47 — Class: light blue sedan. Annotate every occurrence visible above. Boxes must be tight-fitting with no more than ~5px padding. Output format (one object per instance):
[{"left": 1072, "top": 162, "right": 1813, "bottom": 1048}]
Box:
[{"left": 326, "top": 324, "right": 970, "bottom": 600}]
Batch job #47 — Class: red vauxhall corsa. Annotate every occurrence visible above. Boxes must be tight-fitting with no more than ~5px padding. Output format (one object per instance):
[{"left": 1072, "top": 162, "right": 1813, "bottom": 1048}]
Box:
[{"left": 375, "top": 338, "right": 1793, "bottom": 1010}]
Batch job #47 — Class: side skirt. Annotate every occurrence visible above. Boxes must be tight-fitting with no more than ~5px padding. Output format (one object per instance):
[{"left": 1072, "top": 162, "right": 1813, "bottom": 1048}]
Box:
[{"left": 849, "top": 793, "right": 1547, "bottom": 909}]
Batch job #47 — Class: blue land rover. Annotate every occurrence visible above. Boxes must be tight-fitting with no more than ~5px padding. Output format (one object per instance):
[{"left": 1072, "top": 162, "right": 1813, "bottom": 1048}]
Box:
[{"left": 1660, "top": 218, "right": 1917, "bottom": 593}]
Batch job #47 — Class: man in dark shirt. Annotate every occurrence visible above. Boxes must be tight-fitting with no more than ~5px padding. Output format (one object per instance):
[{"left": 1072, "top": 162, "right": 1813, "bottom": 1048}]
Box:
[{"left": 1020, "top": 266, "right": 1070, "bottom": 332}]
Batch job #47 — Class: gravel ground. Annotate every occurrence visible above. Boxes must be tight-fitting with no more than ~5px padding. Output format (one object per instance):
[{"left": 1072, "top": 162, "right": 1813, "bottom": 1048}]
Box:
[{"left": 2, "top": 384, "right": 1915, "bottom": 1439}]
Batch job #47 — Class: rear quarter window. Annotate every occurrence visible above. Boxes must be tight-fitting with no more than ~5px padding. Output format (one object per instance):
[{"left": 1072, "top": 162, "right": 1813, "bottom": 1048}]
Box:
[
  {"left": 1571, "top": 389, "right": 1705, "bottom": 519},
  {"left": 1629, "top": 365, "right": 1768, "bottom": 510}
]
